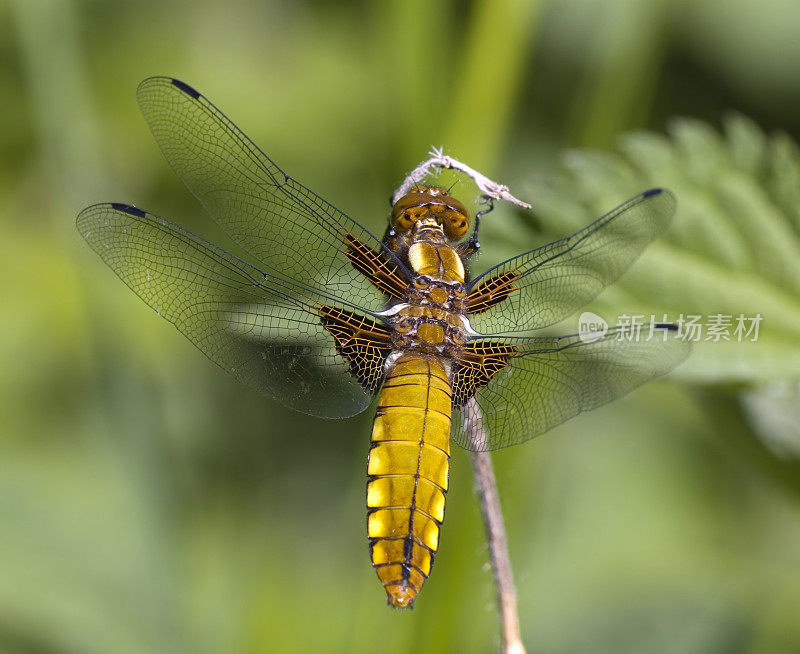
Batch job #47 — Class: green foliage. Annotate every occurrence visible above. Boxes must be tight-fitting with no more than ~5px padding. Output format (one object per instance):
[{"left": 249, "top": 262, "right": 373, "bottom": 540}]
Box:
[
  {"left": 494, "top": 116, "right": 800, "bottom": 385},
  {"left": 489, "top": 117, "right": 800, "bottom": 459}
]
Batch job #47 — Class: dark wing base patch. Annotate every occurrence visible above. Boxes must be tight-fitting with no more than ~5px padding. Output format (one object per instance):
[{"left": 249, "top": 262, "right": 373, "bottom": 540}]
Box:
[
  {"left": 319, "top": 306, "right": 392, "bottom": 394},
  {"left": 466, "top": 271, "right": 518, "bottom": 314},
  {"left": 344, "top": 234, "right": 409, "bottom": 299},
  {"left": 451, "top": 341, "right": 517, "bottom": 406}
]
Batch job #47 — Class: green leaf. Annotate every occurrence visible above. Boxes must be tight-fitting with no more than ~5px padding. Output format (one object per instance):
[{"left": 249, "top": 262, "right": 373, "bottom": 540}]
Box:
[{"left": 503, "top": 115, "right": 800, "bottom": 385}]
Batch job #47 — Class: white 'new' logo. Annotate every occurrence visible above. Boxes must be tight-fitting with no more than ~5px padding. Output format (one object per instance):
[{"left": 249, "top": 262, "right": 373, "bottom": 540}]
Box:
[{"left": 578, "top": 311, "right": 608, "bottom": 343}]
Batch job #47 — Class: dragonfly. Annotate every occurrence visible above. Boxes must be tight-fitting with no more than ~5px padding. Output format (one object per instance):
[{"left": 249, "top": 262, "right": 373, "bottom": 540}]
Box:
[{"left": 77, "top": 77, "right": 689, "bottom": 609}]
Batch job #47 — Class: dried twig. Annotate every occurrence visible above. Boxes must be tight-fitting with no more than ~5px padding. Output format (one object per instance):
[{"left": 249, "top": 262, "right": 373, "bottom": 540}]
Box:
[
  {"left": 392, "top": 147, "right": 532, "bottom": 209},
  {"left": 464, "top": 398, "right": 526, "bottom": 654}
]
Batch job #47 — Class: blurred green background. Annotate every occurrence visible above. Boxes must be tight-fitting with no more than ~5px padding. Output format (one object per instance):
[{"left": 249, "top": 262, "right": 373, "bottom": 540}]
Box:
[{"left": 3, "top": 0, "right": 800, "bottom": 652}]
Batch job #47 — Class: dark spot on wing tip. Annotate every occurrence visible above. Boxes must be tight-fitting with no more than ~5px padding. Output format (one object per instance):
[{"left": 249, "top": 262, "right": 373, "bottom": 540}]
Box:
[
  {"left": 110, "top": 202, "right": 146, "bottom": 218},
  {"left": 655, "top": 322, "right": 678, "bottom": 331},
  {"left": 170, "top": 78, "right": 200, "bottom": 99},
  {"left": 643, "top": 188, "right": 663, "bottom": 198}
]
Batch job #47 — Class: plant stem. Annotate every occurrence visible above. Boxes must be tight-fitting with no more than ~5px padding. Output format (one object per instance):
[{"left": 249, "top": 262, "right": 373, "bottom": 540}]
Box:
[{"left": 464, "top": 399, "right": 526, "bottom": 654}]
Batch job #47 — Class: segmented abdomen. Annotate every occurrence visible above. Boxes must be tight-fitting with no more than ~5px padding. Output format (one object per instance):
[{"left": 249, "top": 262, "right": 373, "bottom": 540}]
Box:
[{"left": 367, "top": 354, "right": 451, "bottom": 608}]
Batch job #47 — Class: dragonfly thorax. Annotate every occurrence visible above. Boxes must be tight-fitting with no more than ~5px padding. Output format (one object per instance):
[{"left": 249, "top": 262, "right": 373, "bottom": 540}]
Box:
[{"left": 388, "top": 277, "right": 469, "bottom": 356}]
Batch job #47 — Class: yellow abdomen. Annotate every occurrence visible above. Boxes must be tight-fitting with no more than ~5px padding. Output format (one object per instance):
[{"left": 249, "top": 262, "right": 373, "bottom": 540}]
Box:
[{"left": 367, "top": 354, "right": 451, "bottom": 608}]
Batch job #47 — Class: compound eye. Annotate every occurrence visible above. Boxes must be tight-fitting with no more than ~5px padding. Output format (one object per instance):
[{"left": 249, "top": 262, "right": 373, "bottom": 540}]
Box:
[
  {"left": 393, "top": 207, "right": 423, "bottom": 234},
  {"left": 443, "top": 210, "right": 469, "bottom": 240}
]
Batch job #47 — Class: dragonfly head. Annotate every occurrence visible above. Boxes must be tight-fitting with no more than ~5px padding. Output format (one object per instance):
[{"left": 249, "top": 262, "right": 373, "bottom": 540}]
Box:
[{"left": 391, "top": 185, "right": 470, "bottom": 242}]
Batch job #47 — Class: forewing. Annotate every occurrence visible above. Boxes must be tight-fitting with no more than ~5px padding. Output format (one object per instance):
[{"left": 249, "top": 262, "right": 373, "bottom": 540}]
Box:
[
  {"left": 466, "top": 189, "right": 675, "bottom": 334},
  {"left": 451, "top": 327, "right": 690, "bottom": 451},
  {"left": 77, "top": 203, "right": 391, "bottom": 418},
  {"left": 136, "top": 76, "right": 407, "bottom": 311}
]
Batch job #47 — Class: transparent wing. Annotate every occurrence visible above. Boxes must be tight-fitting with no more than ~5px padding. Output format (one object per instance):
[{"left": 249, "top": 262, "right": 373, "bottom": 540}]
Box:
[
  {"left": 466, "top": 189, "right": 675, "bottom": 334},
  {"left": 451, "top": 327, "right": 690, "bottom": 451},
  {"left": 77, "top": 202, "right": 390, "bottom": 418},
  {"left": 136, "top": 76, "right": 405, "bottom": 312}
]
